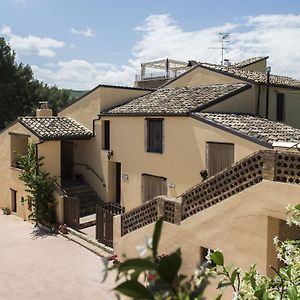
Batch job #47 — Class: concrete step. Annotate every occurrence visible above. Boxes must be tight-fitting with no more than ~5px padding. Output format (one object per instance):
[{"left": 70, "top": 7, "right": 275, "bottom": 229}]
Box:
[{"left": 79, "top": 213, "right": 96, "bottom": 229}]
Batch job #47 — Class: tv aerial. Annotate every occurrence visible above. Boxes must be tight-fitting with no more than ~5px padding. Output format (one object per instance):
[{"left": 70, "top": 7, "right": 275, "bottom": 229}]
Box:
[{"left": 209, "top": 33, "right": 230, "bottom": 65}]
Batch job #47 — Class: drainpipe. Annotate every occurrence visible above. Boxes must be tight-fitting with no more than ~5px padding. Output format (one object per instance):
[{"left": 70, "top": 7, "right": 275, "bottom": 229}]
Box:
[
  {"left": 265, "top": 66, "right": 271, "bottom": 119},
  {"left": 92, "top": 115, "right": 101, "bottom": 137}
]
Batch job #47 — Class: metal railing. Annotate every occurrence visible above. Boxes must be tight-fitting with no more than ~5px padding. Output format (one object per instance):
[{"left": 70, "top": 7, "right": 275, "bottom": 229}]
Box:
[{"left": 74, "top": 162, "right": 106, "bottom": 187}]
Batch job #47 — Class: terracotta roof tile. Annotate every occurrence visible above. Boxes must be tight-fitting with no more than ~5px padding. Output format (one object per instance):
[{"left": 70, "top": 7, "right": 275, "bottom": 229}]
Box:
[
  {"left": 192, "top": 112, "right": 300, "bottom": 145},
  {"left": 232, "top": 56, "right": 268, "bottom": 68},
  {"left": 19, "top": 117, "right": 93, "bottom": 140},
  {"left": 199, "top": 63, "right": 300, "bottom": 88},
  {"left": 102, "top": 83, "right": 250, "bottom": 116}
]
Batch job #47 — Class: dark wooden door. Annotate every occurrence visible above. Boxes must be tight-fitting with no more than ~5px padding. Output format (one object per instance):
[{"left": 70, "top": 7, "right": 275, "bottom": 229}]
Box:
[
  {"left": 142, "top": 174, "right": 167, "bottom": 202},
  {"left": 207, "top": 142, "right": 234, "bottom": 176},
  {"left": 61, "top": 141, "right": 74, "bottom": 180},
  {"left": 115, "top": 162, "right": 121, "bottom": 204},
  {"left": 64, "top": 196, "right": 79, "bottom": 229}
]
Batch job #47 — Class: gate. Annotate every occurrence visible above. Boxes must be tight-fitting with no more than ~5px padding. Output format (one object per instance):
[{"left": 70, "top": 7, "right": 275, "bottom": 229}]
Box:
[
  {"left": 64, "top": 196, "right": 80, "bottom": 229},
  {"left": 96, "top": 203, "right": 124, "bottom": 248}
]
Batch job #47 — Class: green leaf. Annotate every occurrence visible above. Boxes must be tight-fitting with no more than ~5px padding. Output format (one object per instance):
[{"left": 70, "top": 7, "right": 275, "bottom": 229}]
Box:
[
  {"left": 157, "top": 252, "right": 181, "bottom": 285},
  {"left": 294, "top": 204, "right": 300, "bottom": 210},
  {"left": 114, "top": 280, "right": 154, "bottom": 300},
  {"left": 217, "top": 280, "right": 232, "bottom": 289},
  {"left": 287, "top": 286, "right": 298, "bottom": 300},
  {"left": 118, "top": 258, "right": 156, "bottom": 273},
  {"left": 211, "top": 251, "right": 224, "bottom": 266},
  {"left": 230, "top": 268, "right": 239, "bottom": 285},
  {"left": 152, "top": 217, "right": 163, "bottom": 258}
]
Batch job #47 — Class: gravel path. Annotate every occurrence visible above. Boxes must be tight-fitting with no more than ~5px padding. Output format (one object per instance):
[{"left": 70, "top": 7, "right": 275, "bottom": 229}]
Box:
[{"left": 0, "top": 213, "right": 116, "bottom": 300}]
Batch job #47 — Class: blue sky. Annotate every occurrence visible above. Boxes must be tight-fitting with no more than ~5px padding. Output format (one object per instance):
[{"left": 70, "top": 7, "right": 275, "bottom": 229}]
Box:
[{"left": 1, "top": 0, "right": 300, "bottom": 89}]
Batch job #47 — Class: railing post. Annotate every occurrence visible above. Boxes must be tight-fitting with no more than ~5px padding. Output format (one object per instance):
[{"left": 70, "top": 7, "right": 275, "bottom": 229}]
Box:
[
  {"left": 173, "top": 198, "right": 182, "bottom": 226},
  {"left": 156, "top": 197, "right": 165, "bottom": 218},
  {"left": 262, "top": 150, "right": 276, "bottom": 181}
]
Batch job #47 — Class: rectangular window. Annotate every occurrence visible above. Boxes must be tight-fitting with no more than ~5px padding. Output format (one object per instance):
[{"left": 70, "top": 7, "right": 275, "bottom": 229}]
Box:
[
  {"left": 142, "top": 174, "right": 167, "bottom": 202},
  {"left": 102, "top": 120, "right": 110, "bottom": 150},
  {"left": 146, "top": 119, "right": 163, "bottom": 153},
  {"left": 10, "top": 133, "right": 29, "bottom": 168},
  {"left": 276, "top": 93, "right": 285, "bottom": 121}
]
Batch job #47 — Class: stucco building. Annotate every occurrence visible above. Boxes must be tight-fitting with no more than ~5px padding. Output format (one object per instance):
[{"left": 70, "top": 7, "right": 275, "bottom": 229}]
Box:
[{"left": 1, "top": 56, "right": 300, "bottom": 293}]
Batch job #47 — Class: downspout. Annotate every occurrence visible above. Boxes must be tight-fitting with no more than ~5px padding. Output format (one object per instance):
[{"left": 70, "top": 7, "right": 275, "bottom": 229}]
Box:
[
  {"left": 256, "top": 85, "right": 261, "bottom": 116},
  {"left": 92, "top": 115, "right": 101, "bottom": 137}
]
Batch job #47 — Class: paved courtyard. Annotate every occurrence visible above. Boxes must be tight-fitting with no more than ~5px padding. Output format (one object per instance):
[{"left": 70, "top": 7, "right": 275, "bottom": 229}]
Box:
[{"left": 0, "top": 213, "right": 116, "bottom": 300}]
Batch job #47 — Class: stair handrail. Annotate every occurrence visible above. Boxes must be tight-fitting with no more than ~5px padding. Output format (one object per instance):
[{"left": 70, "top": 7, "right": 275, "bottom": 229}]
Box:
[
  {"left": 54, "top": 181, "right": 68, "bottom": 196},
  {"left": 74, "top": 162, "right": 106, "bottom": 187}
]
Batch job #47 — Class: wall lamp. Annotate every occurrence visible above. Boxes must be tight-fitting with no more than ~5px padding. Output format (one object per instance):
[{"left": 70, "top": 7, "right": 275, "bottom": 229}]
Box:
[{"left": 107, "top": 150, "right": 114, "bottom": 160}]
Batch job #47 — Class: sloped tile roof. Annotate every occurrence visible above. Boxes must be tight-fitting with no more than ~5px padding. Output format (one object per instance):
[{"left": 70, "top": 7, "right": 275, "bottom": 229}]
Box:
[
  {"left": 232, "top": 56, "right": 268, "bottom": 68},
  {"left": 199, "top": 63, "right": 300, "bottom": 88},
  {"left": 101, "top": 83, "right": 250, "bottom": 116},
  {"left": 192, "top": 112, "right": 300, "bottom": 146},
  {"left": 19, "top": 117, "right": 93, "bottom": 140}
]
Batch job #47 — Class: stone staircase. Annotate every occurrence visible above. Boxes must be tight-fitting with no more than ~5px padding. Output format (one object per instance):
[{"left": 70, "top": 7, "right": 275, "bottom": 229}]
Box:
[{"left": 63, "top": 183, "right": 103, "bottom": 229}]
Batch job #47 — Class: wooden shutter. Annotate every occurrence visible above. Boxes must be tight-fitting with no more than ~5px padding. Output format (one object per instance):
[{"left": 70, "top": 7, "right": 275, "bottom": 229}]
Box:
[
  {"left": 207, "top": 142, "right": 234, "bottom": 176},
  {"left": 142, "top": 174, "right": 167, "bottom": 202},
  {"left": 276, "top": 93, "right": 285, "bottom": 121},
  {"left": 147, "top": 119, "right": 163, "bottom": 153},
  {"left": 103, "top": 120, "right": 110, "bottom": 150}
]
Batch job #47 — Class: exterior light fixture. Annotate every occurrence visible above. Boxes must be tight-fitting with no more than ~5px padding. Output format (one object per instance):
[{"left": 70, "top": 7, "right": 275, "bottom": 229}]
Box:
[{"left": 107, "top": 150, "right": 113, "bottom": 160}]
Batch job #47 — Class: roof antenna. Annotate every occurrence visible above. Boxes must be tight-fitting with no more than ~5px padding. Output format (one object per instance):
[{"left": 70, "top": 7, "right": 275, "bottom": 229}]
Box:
[{"left": 209, "top": 33, "right": 230, "bottom": 65}]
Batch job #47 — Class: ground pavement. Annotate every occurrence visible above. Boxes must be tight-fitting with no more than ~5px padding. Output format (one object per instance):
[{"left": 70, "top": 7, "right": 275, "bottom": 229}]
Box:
[{"left": 0, "top": 213, "right": 116, "bottom": 300}]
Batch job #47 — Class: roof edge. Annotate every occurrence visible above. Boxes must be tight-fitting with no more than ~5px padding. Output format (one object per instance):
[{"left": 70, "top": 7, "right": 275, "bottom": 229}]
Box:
[
  {"left": 234, "top": 56, "right": 269, "bottom": 68},
  {"left": 189, "top": 83, "right": 252, "bottom": 113},
  {"left": 189, "top": 113, "right": 272, "bottom": 149},
  {"left": 59, "top": 84, "right": 155, "bottom": 114}
]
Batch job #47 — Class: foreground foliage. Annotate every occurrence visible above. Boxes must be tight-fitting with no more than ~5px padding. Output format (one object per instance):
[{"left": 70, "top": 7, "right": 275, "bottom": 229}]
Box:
[
  {"left": 18, "top": 143, "right": 56, "bottom": 225},
  {"left": 103, "top": 205, "right": 300, "bottom": 299}
]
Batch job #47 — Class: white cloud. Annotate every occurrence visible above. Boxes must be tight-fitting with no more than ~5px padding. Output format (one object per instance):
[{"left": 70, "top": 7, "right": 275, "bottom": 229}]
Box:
[
  {"left": 0, "top": 25, "right": 65, "bottom": 57},
  {"left": 32, "top": 60, "right": 135, "bottom": 89},
  {"left": 70, "top": 26, "right": 95, "bottom": 37},
  {"left": 32, "top": 13, "right": 300, "bottom": 89}
]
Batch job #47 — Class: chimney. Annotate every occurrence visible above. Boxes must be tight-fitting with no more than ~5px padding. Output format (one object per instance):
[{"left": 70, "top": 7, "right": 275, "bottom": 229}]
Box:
[
  {"left": 223, "top": 59, "right": 231, "bottom": 67},
  {"left": 36, "top": 101, "right": 53, "bottom": 117}
]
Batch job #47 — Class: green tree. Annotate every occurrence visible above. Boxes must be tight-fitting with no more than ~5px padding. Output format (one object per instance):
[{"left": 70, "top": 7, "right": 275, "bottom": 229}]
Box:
[
  {"left": 0, "top": 37, "right": 77, "bottom": 129},
  {"left": 18, "top": 143, "right": 56, "bottom": 225}
]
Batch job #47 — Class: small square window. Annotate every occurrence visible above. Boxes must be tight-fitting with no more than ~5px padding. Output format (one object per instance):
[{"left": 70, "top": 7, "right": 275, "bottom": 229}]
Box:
[{"left": 146, "top": 119, "right": 163, "bottom": 153}]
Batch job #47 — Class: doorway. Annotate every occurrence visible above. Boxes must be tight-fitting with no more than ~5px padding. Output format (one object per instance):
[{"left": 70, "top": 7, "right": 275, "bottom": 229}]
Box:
[
  {"left": 61, "top": 141, "right": 74, "bottom": 181},
  {"left": 207, "top": 142, "right": 234, "bottom": 176},
  {"left": 108, "top": 161, "right": 122, "bottom": 204},
  {"left": 142, "top": 174, "right": 167, "bottom": 202},
  {"left": 115, "top": 162, "right": 121, "bottom": 205},
  {"left": 10, "top": 189, "right": 17, "bottom": 213}
]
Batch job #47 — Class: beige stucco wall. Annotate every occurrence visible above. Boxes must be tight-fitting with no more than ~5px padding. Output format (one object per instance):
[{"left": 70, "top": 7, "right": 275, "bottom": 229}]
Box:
[
  {"left": 0, "top": 122, "right": 63, "bottom": 223},
  {"left": 165, "top": 67, "right": 244, "bottom": 88},
  {"left": 257, "top": 86, "right": 300, "bottom": 129},
  {"left": 204, "top": 86, "right": 256, "bottom": 114},
  {"left": 104, "top": 116, "right": 265, "bottom": 211},
  {"left": 114, "top": 180, "right": 300, "bottom": 298},
  {"left": 240, "top": 59, "right": 267, "bottom": 73},
  {"left": 0, "top": 123, "right": 36, "bottom": 220},
  {"left": 59, "top": 86, "right": 151, "bottom": 130}
]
